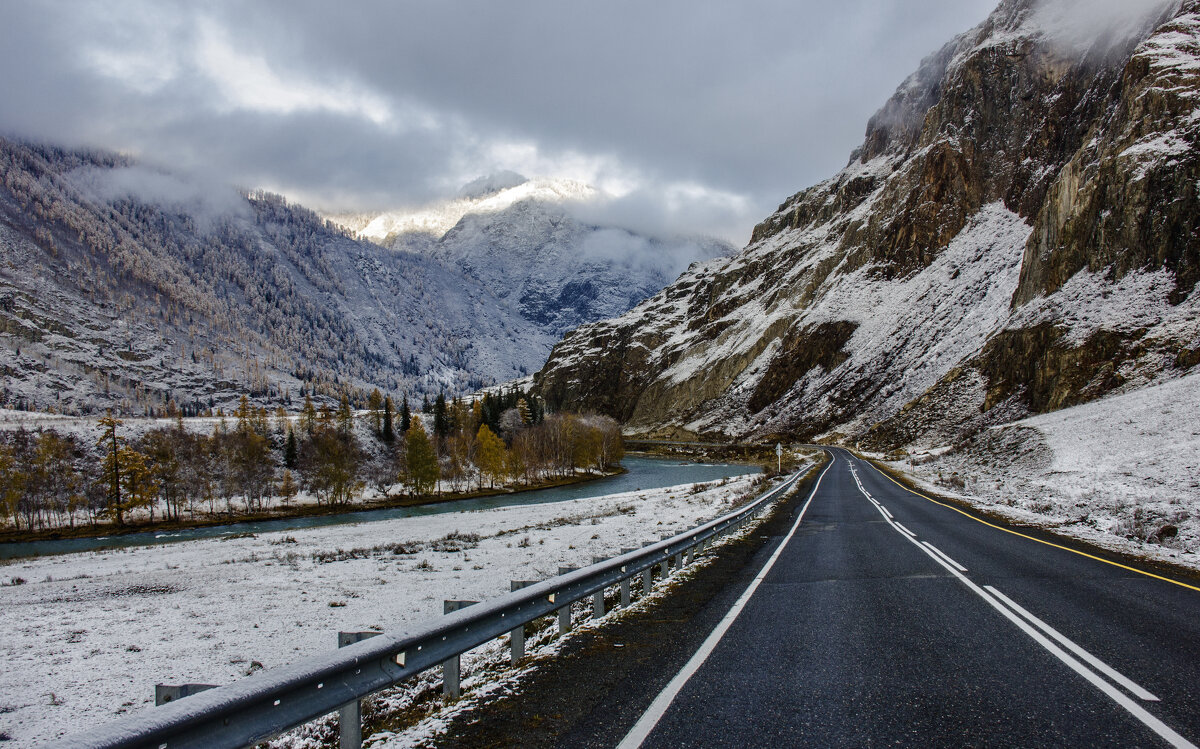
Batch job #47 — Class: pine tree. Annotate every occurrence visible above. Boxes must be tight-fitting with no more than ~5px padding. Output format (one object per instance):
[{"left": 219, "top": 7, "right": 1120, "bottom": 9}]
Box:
[
  {"left": 433, "top": 391, "right": 448, "bottom": 443},
  {"left": 284, "top": 427, "right": 298, "bottom": 468},
  {"left": 400, "top": 395, "right": 411, "bottom": 434},
  {"left": 382, "top": 396, "right": 395, "bottom": 443}
]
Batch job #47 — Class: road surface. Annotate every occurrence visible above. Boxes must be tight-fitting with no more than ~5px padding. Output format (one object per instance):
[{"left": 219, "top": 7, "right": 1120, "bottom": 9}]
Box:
[{"left": 618, "top": 448, "right": 1200, "bottom": 748}]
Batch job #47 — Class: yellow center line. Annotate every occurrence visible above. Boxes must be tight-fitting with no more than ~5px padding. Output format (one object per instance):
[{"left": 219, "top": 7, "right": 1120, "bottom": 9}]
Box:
[{"left": 864, "top": 457, "right": 1200, "bottom": 594}]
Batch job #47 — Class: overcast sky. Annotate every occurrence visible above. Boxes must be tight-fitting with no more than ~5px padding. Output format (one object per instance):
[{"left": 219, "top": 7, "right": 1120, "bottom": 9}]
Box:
[{"left": 0, "top": 0, "right": 999, "bottom": 244}]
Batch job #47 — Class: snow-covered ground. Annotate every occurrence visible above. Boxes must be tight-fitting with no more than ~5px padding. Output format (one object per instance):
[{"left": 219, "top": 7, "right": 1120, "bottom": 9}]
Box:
[
  {"left": 0, "top": 472, "right": 779, "bottom": 745},
  {"left": 884, "top": 369, "right": 1200, "bottom": 570}
]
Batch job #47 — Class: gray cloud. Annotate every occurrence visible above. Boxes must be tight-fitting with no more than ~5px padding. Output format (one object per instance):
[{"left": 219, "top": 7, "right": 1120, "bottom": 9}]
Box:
[{"left": 0, "top": 0, "right": 1002, "bottom": 245}]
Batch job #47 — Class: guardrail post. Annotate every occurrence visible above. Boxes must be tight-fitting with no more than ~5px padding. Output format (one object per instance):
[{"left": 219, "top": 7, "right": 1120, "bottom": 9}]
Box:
[
  {"left": 641, "top": 542, "right": 656, "bottom": 594},
  {"left": 442, "top": 600, "right": 478, "bottom": 699},
  {"left": 154, "top": 683, "right": 217, "bottom": 706},
  {"left": 509, "top": 581, "right": 537, "bottom": 664},
  {"left": 659, "top": 535, "right": 672, "bottom": 576},
  {"left": 592, "top": 557, "right": 607, "bottom": 618},
  {"left": 619, "top": 548, "right": 635, "bottom": 607},
  {"left": 337, "top": 631, "right": 382, "bottom": 749},
  {"left": 556, "top": 567, "right": 579, "bottom": 634}
]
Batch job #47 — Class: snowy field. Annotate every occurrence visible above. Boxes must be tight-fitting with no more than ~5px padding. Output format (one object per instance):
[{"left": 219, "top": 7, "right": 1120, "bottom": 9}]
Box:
[
  {"left": 885, "top": 370, "right": 1200, "bottom": 571},
  {"left": 0, "top": 473, "right": 772, "bottom": 745}
]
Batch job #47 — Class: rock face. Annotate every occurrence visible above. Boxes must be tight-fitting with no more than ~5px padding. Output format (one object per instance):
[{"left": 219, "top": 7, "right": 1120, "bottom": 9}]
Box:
[{"left": 535, "top": 0, "right": 1200, "bottom": 447}]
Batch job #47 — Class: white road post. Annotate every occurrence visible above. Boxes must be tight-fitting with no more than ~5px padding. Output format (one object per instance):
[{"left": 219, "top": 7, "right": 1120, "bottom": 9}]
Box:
[{"left": 776, "top": 442, "right": 783, "bottom": 474}]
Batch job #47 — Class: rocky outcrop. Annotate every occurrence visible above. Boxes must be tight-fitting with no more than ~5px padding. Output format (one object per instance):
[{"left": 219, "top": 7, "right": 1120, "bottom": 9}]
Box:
[{"left": 535, "top": 0, "right": 1200, "bottom": 447}]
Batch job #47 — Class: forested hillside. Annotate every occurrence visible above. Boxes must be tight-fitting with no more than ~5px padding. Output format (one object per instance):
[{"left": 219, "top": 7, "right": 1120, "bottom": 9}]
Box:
[{"left": 0, "top": 138, "right": 556, "bottom": 415}]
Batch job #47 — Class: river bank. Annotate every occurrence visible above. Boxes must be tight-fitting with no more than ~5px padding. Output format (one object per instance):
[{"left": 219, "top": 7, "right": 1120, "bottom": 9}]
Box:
[
  {"left": 0, "top": 457, "right": 758, "bottom": 560},
  {"left": 0, "top": 468, "right": 627, "bottom": 546}
]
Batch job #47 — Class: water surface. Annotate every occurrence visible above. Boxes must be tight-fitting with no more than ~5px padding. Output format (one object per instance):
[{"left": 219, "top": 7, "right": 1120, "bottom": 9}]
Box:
[{"left": 0, "top": 456, "right": 758, "bottom": 559}]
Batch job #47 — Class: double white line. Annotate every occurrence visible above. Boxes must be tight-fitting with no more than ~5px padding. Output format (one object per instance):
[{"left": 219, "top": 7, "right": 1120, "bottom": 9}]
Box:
[{"left": 850, "top": 459, "right": 1195, "bottom": 749}]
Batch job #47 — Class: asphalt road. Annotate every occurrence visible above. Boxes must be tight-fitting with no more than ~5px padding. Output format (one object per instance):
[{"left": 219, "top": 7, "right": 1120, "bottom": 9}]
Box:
[{"left": 618, "top": 448, "right": 1200, "bottom": 748}]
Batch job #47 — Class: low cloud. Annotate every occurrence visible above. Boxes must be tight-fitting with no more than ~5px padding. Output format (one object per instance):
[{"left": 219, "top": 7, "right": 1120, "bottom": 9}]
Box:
[
  {"left": 574, "top": 227, "right": 731, "bottom": 280},
  {"left": 568, "top": 182, "right": 754, "bottom": 247},
  {"left": 67, "top": 164, "right": 252, "bottom": 232},
  {"left": 0, "top": 0, "right": 1001, "bottom": 244},
  {"left": 1031, "top": 0, "right": 1179, "bottom": 56}
]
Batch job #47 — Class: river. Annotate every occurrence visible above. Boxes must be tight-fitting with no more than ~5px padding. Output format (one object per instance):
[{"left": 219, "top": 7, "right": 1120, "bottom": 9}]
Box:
[{"left": 0, "top": 456, "right": 759, "bottom": 559}]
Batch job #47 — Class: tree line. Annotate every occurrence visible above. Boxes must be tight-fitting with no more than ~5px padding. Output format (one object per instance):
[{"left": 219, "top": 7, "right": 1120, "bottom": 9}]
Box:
[{"left": 0, "top": 390, "right": 622, "bottom": 532}]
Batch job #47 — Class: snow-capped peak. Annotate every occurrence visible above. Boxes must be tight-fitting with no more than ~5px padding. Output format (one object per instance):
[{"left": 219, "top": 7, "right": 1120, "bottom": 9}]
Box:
[{"left": 346, "top": 176, "right": 600, "bottom": 244}]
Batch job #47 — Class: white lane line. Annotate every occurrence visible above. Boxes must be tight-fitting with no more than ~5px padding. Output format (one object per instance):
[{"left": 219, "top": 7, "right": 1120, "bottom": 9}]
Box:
[
  {"left": 922, "top": 541, "right": 967, "bottom": 572},
  {"left": 881, "top": 506, "right": 894, "bottom": 520},
  {"left": 984, "top": 585, "right": 1160, "bottom": 703},
  {"left": 894, "top": 522, "right": 916, "bottom": 538},
  {"left": 849, "top": 461, "right": 1193, "bottom": 749},
  {"left": 616, "top": 456, "right": 836, "bottom": 749}
]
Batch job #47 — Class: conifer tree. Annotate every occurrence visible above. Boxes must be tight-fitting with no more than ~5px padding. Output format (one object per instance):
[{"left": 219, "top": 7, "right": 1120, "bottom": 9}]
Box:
[
  {"left": 400, "top": 395, "right": 411, "bottom": 434},
  {"left": 337, "top": 393, "right": 353, "bottom": 436},
  {"left": 368, "top": 388, "right": 383, "bottom": 435},
  {"left": 404, "top": 416, "right": 439, "bottom": 496},
  {"left": 0, "top": 443, "right": 25, "bottom": 529},
  {"left": 96, "top": 415, "right": 126, "bottom": 525},
  {"left": 476, "top": 424, "right": 506, "bottom": 490},
  {"left": 382, "top": 396, "right": 395, "bottom": 443},
  {"left": 434, "top": 391, "right": 448, "bottom": 443},
  {"left": 277, "top": 469, "right": 298, "bottom": 508},
  {"left": 284, "top": 427, "right": 298, "bottom": 468},
  {"left": 300, "top": 395, "right": 317, "bottom": 436}
]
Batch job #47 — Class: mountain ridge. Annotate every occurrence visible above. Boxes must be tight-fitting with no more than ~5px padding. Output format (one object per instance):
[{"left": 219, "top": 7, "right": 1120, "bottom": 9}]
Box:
[{"left": 533, "top": 0, "right": 1200, "bottom": 450}]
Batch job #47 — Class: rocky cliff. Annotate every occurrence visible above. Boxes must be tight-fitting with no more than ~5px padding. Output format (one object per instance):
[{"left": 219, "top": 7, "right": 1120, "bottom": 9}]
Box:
[{"left": 534, "top": 0, "right": 1200, "bottom": 448}]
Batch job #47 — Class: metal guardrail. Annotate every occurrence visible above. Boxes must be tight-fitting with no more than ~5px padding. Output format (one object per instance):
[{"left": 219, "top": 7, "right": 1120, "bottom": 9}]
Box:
[{"left": 58, "top": 470, "right": 805, "bottom": 749}]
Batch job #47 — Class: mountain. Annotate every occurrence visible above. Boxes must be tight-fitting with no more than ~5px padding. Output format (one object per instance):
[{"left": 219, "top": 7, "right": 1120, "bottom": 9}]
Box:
[
  {"left": 327, "top": 178, "right": 735, "bottom": 336},
  {"left": 0, "top": 138, "right": 557, "bottom": 415},
  {"left": 533, "top": 0, "right": 1200, "bottom": 450}
]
